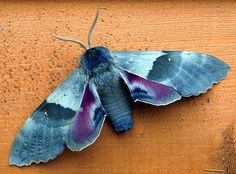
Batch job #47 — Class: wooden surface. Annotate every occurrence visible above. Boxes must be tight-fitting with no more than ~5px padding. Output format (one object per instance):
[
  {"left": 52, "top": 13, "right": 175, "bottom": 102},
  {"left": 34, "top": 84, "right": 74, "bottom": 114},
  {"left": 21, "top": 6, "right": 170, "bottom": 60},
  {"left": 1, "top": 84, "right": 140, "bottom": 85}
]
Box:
[{"left": 0, "top": 1, "right": 236, "bottom": 173}]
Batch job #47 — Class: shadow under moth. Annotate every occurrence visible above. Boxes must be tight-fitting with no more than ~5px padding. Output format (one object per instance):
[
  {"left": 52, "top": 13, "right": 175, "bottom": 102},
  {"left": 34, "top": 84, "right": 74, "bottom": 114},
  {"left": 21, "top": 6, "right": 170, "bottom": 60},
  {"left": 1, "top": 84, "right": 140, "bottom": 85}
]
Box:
[{"left": 9, "top": 9, "right": 230, "bottom": 167}]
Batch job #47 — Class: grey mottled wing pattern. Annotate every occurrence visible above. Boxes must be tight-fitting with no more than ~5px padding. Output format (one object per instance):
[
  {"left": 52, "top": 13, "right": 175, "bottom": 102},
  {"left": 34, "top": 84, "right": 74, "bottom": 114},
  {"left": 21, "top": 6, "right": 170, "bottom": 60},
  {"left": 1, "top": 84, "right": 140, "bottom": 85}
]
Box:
[
  {"left": 112, "top": 51, "right": 230, "bottom": 97},
  {"left": 9, "top": 67, "right": 87, "bottom": 166}
]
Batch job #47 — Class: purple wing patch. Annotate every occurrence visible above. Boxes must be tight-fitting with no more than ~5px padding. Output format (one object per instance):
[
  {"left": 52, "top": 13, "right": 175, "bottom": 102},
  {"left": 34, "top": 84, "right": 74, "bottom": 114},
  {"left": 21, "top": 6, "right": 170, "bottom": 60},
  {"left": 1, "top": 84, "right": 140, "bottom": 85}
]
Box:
[
  {"left": 120, "top": 70, "right": 181, "bottom": 106},
  {"left": 65, "top": 82, "right": 106, "bottom": 151}
]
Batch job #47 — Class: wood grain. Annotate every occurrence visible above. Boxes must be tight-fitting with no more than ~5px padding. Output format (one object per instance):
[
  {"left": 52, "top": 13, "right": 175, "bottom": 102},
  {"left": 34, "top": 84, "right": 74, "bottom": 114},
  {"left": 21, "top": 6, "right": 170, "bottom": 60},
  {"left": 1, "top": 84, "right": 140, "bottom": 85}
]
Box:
[{"left": 0, "top": 1, "right": 235, "bottom": 173}]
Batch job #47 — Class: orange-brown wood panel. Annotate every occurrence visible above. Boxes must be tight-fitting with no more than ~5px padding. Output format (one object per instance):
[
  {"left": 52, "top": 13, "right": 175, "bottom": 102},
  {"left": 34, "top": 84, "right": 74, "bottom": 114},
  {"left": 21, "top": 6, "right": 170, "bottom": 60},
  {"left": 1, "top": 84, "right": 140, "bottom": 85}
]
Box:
[{"left": 0, "top": 1, "right": 235, "bottom": 174}]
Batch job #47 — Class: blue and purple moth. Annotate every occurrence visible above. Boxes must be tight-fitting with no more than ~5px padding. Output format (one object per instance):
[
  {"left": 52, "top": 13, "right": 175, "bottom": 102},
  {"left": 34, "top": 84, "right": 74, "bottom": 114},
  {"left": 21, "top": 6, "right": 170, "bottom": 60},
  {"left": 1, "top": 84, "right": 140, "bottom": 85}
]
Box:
[{"left": 9, "top": 10, "right": 230, "bottom": 166}]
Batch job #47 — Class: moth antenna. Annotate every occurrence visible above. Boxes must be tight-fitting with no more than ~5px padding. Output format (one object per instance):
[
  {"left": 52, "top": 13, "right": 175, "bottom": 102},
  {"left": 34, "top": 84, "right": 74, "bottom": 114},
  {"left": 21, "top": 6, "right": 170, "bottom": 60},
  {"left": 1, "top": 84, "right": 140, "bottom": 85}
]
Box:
[
  {"left": 51, "top": 33, "right": 87, "bottom": 50},
  {"left": 87, "top": 8, "right": 101, "bottom": 48}
]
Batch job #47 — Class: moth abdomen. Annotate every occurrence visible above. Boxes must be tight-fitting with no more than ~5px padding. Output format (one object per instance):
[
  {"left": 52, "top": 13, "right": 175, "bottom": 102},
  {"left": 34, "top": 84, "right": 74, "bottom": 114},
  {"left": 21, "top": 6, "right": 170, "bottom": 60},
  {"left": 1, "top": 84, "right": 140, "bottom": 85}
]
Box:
[{"left": 95, "top": 68, "right": 133, "bottom": 132}]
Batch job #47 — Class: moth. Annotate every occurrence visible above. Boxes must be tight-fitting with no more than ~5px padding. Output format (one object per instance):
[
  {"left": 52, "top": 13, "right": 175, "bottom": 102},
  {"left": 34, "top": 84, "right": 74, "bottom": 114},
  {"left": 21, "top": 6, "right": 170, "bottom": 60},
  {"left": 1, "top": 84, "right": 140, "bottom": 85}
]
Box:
[{"left": 9, "top": 10, "right": 230, "bottom": 167}]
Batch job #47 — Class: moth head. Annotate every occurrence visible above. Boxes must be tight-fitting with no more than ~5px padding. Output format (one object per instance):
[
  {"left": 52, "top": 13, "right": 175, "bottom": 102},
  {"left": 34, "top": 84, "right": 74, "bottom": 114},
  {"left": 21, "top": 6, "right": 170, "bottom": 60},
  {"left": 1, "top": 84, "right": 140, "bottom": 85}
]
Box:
[
  {"left": 80, "top": 46, "right": 112, "bottom": 71},
  {"left": 85, "top": 46, "right": 110, "bottom": 59},
  {"left": 51, "top": 8, "right": 106, "bottom": 51}
]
